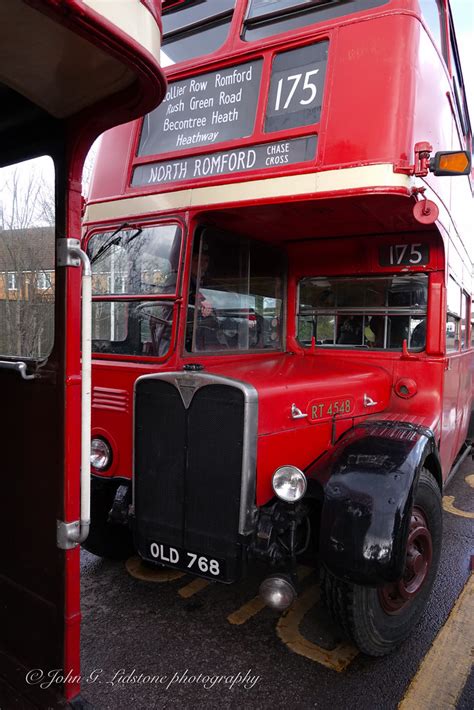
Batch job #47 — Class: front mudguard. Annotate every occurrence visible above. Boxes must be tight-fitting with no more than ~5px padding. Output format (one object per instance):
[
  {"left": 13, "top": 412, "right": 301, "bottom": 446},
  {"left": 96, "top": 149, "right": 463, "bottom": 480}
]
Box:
[{"left": 307, "top": 421, "right": 441, "bottom": 586}]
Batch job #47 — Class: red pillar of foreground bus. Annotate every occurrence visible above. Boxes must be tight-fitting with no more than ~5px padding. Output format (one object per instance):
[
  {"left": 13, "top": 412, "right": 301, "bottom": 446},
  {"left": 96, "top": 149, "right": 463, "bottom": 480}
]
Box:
[
  {"left": 83, "top": 0, "right": 473, "bottom": 657},
  {"left": 0, "top": 1, "right": 166, "bottom": 707}
]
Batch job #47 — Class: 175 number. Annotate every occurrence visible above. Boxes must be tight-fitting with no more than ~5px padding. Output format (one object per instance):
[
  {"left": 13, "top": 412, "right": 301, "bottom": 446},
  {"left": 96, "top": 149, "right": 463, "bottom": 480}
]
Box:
[
  {"left": 388, "top": 244, "right": 423, "bottom": 265},
  {"left": 274, "top": 69, "right": 320, "bottom": 111}
]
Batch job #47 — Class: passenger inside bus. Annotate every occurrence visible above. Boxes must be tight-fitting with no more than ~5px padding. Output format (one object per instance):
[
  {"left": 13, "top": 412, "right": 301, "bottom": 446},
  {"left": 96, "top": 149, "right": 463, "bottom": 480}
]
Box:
[{"left": 337, "top": 315, "right": 363, "bottom": 345}]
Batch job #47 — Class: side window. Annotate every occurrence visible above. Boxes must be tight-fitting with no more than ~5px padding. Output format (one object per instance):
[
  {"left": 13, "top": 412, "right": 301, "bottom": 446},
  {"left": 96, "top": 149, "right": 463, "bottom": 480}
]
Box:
[
  {"left": 7, "top": 272, "right": 17, "bottom": 291},
  {"left": 0, "top": 155, "right": 55, "bottom": 359},
  {"left": 446, "top": 277, "right": 461, "bottom": 352},
  {"left": 448, "top": 15, "right": 471, "bottom": 146},
  {"left": 461, "top": 291, "right": 469, "bottom": 350},
  {"left": 297, "top": 274, "right": 428, "bottom": 350},
  {"left": 418, "top": 0, "right": 446, "bottom": 57}
]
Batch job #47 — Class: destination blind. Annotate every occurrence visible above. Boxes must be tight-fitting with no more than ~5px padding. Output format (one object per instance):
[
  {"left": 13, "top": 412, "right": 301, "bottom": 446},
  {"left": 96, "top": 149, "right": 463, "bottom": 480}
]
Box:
[
  {"left": 138, "top": 60, "right": 263, "bottom": 156},
  {"left": 132, "top": 136, "right": 317, "bottom": 186},
  {"left": 135, "top": 41, "right": 328, "bottom": 184}
]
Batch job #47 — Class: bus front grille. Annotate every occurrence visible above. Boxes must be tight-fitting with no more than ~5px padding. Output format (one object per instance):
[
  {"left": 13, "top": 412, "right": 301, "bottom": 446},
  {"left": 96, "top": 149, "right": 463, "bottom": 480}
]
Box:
[{"left": 134, "top": 376, "right": 250, "bottom": 578}]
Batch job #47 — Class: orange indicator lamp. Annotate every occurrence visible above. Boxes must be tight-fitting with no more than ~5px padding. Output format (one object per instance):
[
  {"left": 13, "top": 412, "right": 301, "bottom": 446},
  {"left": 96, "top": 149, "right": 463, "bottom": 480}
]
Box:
[{"left": 430, "top": 150, "right": 471, "bottom": 176}]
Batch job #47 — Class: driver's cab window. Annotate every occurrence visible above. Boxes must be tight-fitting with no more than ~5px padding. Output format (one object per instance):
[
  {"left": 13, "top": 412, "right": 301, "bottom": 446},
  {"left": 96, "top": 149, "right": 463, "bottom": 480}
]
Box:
[
  {"left": 298, "top": 274, "right": 428, "bottom": 350},
  {"left": 0, "top": 155, "right": 55, "bottom": 359},
  {"left": 87, "top": 223, "right": 182, "bottom": 356},
  {"left": 187, "top": 229, "right": 285, "bottom": 353}
]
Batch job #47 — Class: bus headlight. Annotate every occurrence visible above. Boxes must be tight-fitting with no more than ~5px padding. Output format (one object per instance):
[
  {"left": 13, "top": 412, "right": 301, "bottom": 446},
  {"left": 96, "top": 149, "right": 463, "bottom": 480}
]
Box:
[
  {"left": 90, "top": 437, "right": 112, "bottom": 471},
  {"left": 272, "top": 466, "right": 307, "bottom": 502}
]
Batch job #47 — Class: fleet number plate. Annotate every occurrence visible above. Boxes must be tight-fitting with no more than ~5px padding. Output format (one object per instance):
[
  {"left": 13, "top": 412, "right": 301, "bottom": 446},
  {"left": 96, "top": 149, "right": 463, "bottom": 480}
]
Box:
[
  {"left": 148, "top": 541, "right": 227, "bottom": 581},
  {"left": 307, "top": 397, "right": 354, "bottom": 422}
]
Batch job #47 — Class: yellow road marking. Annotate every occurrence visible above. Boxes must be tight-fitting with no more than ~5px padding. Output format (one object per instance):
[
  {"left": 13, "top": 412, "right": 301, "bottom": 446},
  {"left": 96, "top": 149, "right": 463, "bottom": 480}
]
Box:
[
  {"left": 227, "top": 596, "right": 267, "bottom": 625},
  {"left": 277, "top": 584, "right": 358, "bottom": 672},
  {"left": 227, "top": 566, "right": 313, "bottom": 626},
  {"left": 442, "top": 471, "right": 474, "bottom": 518},
  {"left": 399, "top": 574, "right": 474, "bottom": 710},
  {"left": 178, "top": 578, "right": 211, "bottom": 598},
  {"left": 442, "top": 496, "right": 474, "bottom": 519},
  {"left": 125, "top": 556, "right": 185, "bottom": 582}
]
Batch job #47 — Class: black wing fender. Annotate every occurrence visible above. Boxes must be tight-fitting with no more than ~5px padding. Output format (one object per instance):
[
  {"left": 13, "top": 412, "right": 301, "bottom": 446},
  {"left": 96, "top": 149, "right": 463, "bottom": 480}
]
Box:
[{"left": 306, "top": 421, "right": 441, "bottom": 586}]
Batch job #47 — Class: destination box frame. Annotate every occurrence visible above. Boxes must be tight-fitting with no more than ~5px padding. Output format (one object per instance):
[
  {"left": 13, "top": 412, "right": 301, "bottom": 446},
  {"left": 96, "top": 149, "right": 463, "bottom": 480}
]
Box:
[{"left": 131, "top": 136, "right": 318, "bottom": 187}]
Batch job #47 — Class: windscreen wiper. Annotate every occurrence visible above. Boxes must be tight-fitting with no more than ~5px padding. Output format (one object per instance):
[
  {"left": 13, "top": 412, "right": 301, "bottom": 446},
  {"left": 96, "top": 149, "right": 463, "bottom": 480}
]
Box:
[{"left": 90, "top": 223, "right": 143, "bottom": 265}]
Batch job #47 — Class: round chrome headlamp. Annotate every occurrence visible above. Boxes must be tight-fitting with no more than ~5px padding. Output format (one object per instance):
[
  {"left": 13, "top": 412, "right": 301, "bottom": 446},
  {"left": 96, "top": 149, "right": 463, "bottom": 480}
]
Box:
[
  {"left": 272, "top": 465, "right": 307, "bottom": 503},
  {"left": 90, "top": 437, "right": 112, "bottom": 471}
]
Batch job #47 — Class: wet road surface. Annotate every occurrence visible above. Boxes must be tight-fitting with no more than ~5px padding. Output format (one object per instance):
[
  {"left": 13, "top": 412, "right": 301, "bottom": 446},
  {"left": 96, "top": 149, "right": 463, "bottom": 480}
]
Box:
[{"left": 80, "top": 460, "right": 474, "bottom": 710}]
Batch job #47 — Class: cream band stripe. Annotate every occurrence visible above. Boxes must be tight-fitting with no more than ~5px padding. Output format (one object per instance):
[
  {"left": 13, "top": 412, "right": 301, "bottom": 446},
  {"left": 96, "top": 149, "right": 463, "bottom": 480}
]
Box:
[{"left": 84, "top": 164, "right": 413, "bottom": 223}]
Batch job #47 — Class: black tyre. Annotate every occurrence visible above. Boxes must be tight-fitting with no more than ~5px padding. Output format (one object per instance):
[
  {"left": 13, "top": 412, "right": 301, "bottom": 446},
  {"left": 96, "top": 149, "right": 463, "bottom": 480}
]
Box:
[
  {"left": 81, "top": 479, "right": 135, "bottom": 560},
  {"left": 321, "top": 468, "right": 442, "bottom": 656}
]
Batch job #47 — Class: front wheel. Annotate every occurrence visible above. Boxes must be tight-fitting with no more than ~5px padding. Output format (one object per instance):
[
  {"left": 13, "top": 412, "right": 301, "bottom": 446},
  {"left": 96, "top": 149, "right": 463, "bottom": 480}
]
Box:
[{"left": 322, "top": 468, "right": 442, "bottom": 656}]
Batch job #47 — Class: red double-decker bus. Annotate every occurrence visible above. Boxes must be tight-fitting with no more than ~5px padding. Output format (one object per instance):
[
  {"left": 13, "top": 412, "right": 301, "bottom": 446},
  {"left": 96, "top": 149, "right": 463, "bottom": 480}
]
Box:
[
  {"left": 83, "top": 0, "right": 472, "bottom": 656},
  {"left": 0, "top": 1, "right": 165, "bottom": 706}
]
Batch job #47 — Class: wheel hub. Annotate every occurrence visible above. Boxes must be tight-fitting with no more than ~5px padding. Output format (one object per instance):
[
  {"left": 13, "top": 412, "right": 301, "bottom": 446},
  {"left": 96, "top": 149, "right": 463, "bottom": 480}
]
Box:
[{"left": 379, "top": 506, "right": 433, "bottom": 614}]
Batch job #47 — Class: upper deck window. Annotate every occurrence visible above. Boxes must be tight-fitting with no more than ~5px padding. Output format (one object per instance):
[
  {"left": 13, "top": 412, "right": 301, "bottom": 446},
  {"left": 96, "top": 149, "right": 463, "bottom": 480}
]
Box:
[
  {"left": 448, "top": 13, "right": 471, "bottom": 144},
  {"left": 242, "top": 0, "right": 389, "bottom": 42},
  {"left": 161, "top": 0, "right": 234, "bottom": 66}
]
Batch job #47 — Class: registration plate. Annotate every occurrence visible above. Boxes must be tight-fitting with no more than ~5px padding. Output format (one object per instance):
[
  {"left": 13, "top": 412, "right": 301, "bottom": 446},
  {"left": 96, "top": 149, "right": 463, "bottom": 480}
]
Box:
[{"left": 148, "top": 541, "right": 227, "bottom": 581}]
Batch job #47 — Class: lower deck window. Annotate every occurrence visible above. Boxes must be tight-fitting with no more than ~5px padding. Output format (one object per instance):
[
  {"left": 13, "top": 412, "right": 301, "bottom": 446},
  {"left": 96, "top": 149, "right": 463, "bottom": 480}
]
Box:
[
  {"left": 187, "top": 229, "right": 285, "bottom": 353},
  {"left": 298, "top": 274, "right": 428, "bottom": 350},
  {"left": 446, "top": 314, "right": 460, "bottom": 352},
  {"left": 445, "top": 277, "right": 465, "bottom": 352}
]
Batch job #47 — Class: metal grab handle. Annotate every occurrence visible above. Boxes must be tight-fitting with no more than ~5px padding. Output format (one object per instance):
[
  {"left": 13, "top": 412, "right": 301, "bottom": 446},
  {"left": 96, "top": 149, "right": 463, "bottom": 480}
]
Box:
[
  {"left": 0, "top": 360, "right": 36, "bottom": 380},
  {"left": 291, "top": 403, "right": 308, "bottom": 420},
  {"left": 57, "top": 239, "right": 91, "bottom": 548},
  {"left": 363, "top": 394, "right": 378, "bottom": 408}
]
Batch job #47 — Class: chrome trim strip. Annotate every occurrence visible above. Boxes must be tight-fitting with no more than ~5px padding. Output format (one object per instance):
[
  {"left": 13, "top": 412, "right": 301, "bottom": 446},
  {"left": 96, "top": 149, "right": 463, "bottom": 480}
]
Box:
[{"left": 133, "top": 371, "right": 258, "bottom": 535}]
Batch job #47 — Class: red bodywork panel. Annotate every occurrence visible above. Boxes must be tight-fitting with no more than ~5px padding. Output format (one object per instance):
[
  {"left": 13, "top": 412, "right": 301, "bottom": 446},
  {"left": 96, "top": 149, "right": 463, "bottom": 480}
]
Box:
[
  {"left": 88, "top": 2, "right": 471, "bottom": 205},
  {"left": 85, "top": 0, "right": 473, "bottom": 530}
]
